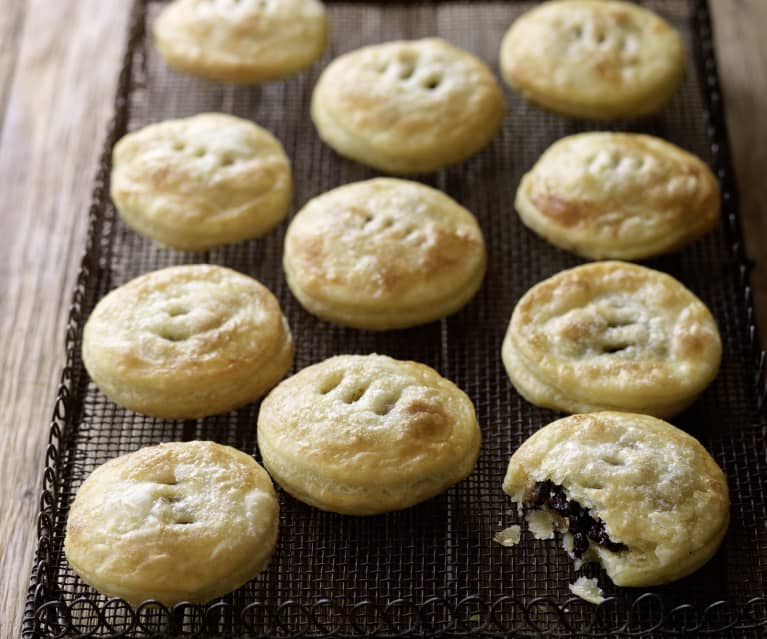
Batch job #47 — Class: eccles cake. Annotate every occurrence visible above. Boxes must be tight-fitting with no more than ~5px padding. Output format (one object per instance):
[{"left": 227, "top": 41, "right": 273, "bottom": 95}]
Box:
[{"left": 312, "top": 38, "right": 505, "bottom": 173}]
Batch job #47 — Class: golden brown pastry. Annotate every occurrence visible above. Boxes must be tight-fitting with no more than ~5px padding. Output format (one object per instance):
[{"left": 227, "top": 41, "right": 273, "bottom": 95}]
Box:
[
  {"left": 312, "top": 38, "right": 506, "bottom": 173},
  {"left": 503, "top": 412, "right": 729, "bottom": 586},
  {"left": 283, "top": 178, "right": 486, "bottom": 330},
  {"left": 154, "top": 0, "right": 328, "bottom": 84},
  {"left": 82, "top": 265, "right": 293, "bottom": 419},
  {"left": 500, "top": 0, "right": 685, "bottom": 120},
  {"left": 516, "top": 133, "right": 720, "bottom": 259},
  {"left": 65, "top": 441, "right": 279, "bottom": 604},
  {"left": 502, "top": 262, "right": 721, "bottom": 417},
  {"left": 257, "top": 354, "right": 481, "bottom": 515},
  {"left": 110, "top": 114, "right": 292, "bottom": 251}
]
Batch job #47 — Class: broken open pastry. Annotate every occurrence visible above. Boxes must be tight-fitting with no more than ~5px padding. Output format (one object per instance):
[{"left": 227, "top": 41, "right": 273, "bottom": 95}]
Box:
[{"left": 502, "top": 412, "right": 729, "bottom": 587}]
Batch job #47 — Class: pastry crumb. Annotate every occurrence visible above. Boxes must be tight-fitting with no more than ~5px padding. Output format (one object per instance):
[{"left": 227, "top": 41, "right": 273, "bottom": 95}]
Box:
[
  {"left": 569, "top": 577, "right": 605, "bottom": 604},
  {"left": 562, "top": 532, "right": 587, "bottom": 569},
  {"left": 493, "top": 525, "right": 521, "bottom": 547},
  {"left": 526, "top": 509, "right": 555, "bottom": 539}
]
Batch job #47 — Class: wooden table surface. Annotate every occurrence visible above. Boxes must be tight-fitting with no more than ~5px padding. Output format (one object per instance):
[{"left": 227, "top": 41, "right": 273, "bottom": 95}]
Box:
[{"left": 1, "top": 1, "right": 765, "bottom": 636}]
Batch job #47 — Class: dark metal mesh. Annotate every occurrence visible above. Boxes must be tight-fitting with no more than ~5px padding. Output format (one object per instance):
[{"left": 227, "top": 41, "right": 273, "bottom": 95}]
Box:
[{"left": 22, "top": 1, "right": 767, "bottom": 637}]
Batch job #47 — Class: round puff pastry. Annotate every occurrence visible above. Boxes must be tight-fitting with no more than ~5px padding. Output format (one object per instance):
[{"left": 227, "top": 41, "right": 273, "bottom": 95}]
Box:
[
  {"left": 82, "top": 265, "right": 293, "bottom": 419},
  {"left": 154, "top": 0, "right": 328, "bottom": 84},
  {"left": 499, "top": 0, "right": 685, "bottom": 120},
  {"left": 502, "top": 412, "right": 729, "bottom": 586},
  {"left": 110, "top": 113, "right": 292, "bottom": 251},
  {"left": 257, "top": 354, "right": 481, "bottom": 515},
  {"left": 65, "top": 441, "right": 279, "bottom": 604},
  {"left": 502, "top": 262, "right": 721, "bottom": 418},
  {"left": 516, "top": 133, "right": 720, "bottom": 259},
  {"left": 311, "top": 38, "right": 506, "bottom": 174},
  {"left": 284, "top": 178, "right": 486, "bottom": 330}
]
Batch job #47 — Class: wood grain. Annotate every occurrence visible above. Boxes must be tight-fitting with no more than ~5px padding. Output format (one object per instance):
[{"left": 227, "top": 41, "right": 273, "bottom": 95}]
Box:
[
  {"left": 0, "top": 1, "right": 131, "bottom": 636},
  {"left": 710, "top": 0, "right": 767, "bottom": 342},
  {"left": 0, "top": 2, "right": 765, "bottom": 638},
  {"left": 0, "top": 0, "right": 26, "bottom": 135}
]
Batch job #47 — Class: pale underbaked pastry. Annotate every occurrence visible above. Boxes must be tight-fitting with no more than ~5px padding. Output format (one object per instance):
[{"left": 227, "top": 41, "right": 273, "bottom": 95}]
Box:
[
  {"left": 502, "top": 262, "right": 721, "bottom": 417},
  {"left": 516, "top": 133, "right": 720, "bottom": 259},
  {"left": 284, "top": 178, "right": 486, "bottom": 330},
  {"left": 110, "top": 113, "right": 292, "bottom": 251},
  {"left": 257, "top": 354, "right": 481, "bottom": 515},
  {"left": 503, "top": 412, "right": 729, "bottom": 586},
  {"left": 311, "top": 38, "right": 506, "bottom": 173},
  {"left": 82, "top": 265, "right": 293, "bottom": 419},
  {"left": 65, "top": 441, "right": 279, "bottom": 604},
  {"left": 154, "top": 0, "right": 328, "bottom": 84},
  {"left": 500, "top": 0, "right": 685, "bottom": 120}
]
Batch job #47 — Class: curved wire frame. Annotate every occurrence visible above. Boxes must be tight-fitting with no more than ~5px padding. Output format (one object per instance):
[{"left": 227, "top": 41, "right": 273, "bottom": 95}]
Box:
[{"left": 29, "top": 594, "right": 767, "bottom": 638}]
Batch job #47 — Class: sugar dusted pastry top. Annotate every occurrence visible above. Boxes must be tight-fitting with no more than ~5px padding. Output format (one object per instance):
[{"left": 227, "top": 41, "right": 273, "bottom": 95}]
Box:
[
  {"left": 503, "top": 412, "right": 729, "bottom": 586},
  {"left": 154, "top": 0, "right": 328, "bottom": 83},
  {"left": 283, "top": 178, "right": 486, "bottom": 329},
  {"left": 257, "top": 354, "right": 481, "bottom": 514},
  {"left": 65, "top": 441, "right": 279, "bottom": 604},
  {"left": 502, "top": 261, "right": 721, "bottom": 417},
  {"left": 111, "top": 114, "right": 292, "bottom": 250},
  {"left": 500, "top": 0, "right": 685, "bottom": 119},
  {"left": 516, "top": 133, "right": 720, "bottom": 259},
  {"left": 82, "top": 264, "right": 293, "bottom": 419},
  {"left": 311, "top": 38, "right": 506, "bottom": 173}
]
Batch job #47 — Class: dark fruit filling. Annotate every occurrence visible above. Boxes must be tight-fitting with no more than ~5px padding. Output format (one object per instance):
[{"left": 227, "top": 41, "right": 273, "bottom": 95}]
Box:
[{"left": 530, "top": 480, "right": 627, "bottom": 557}]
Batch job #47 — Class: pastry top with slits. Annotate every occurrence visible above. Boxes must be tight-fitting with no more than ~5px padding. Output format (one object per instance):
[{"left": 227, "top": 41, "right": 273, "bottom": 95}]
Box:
[
  {"left": 110, "top": 113, "right": 292, "bottom": 251},
  {"left": 64, "top": 441, "right": 279, "bottom": 604},
  {"left": 503, "top": 412, "right": 729, "bottom": 586},
  {"left": 515, "top": 133, "right": 720, "bottom": 259},
  {"left": 82, "top": 264, "right": 293, "bottom": 419},
  {"left": 283, "top": 178, "right": 486, "bottom": 330},
  {"left": 257, "top": 354, "right": 481, "bottom": 514},
  {"left": 154, "top": 0, "right": 328, "bottom": 84},
  {"left": 502, "top": 262, "right": 721, "bottom": 417},
  {"left": 500, "top": 0, "right": 685, "bottom": 119},
  {"left": 311, "top": 38, "right": 506, "bottom": 173}
]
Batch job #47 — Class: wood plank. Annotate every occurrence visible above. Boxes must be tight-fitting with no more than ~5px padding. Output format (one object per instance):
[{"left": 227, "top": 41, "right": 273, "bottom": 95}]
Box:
[
  {"left": 710, "top": 0, "right": 767, "bottom": 342},
  {"left": 0, "top": 1, "right": 131, "bottom": 636},
  {"left": 0, "top": 0, "right": 27, "bottom": 138}
]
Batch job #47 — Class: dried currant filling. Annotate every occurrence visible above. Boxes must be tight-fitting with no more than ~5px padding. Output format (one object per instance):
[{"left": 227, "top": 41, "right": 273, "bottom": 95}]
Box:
[{"left": 530, "top": 479, "right": 627, "bottom": 557}]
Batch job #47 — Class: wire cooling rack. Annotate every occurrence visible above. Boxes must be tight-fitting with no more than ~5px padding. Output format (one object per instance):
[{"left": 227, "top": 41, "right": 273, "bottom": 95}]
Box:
[{"left": 21, "top": 1, "right": 767, "bottom": 637}]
